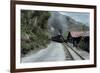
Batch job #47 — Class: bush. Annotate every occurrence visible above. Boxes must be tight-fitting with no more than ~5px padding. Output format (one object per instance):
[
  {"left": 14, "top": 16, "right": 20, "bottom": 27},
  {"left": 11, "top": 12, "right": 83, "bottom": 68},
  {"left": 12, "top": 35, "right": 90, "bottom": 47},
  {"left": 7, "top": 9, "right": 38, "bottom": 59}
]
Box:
[
  {"left": 78, "top": 38, "right": 88, "bottom": 51},
  {"left": 21, "top": 10, "right": 51, "bottom": 57}
]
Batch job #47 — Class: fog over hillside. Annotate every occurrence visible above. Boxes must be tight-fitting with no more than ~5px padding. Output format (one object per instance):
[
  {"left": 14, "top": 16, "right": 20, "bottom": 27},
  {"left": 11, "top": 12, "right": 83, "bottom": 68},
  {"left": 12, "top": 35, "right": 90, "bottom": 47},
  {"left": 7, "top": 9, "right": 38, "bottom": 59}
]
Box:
[
  {"left": 59, "top": 12, "right": 90, "bottom": 26},
  {"left": 48, "top": 11, "right": 89, "bottom": 36}
]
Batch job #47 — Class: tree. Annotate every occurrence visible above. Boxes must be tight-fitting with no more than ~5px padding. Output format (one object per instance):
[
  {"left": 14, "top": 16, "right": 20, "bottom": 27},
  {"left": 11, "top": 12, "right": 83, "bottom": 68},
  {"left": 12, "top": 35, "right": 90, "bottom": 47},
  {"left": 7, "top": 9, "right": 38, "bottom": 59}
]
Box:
[{"left": 21, "top": 10, "right": 51, "bottom": 57}]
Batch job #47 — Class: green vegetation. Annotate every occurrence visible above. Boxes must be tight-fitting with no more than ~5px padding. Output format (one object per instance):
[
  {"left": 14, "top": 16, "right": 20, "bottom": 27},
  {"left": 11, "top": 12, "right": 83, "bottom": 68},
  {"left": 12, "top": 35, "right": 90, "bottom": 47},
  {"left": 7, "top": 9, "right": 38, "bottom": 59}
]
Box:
[
  {"left": 81, "top": 24, "right": 89, "bottom": 31},
  {"left": 78, "top": 37, "right": 89, "bottom": 51},
  {"left": 21, "top": 10, "right": 51, "bottom": 57},
  {"left": 62, "top": 31, "right": 69, "bottom": 39}
]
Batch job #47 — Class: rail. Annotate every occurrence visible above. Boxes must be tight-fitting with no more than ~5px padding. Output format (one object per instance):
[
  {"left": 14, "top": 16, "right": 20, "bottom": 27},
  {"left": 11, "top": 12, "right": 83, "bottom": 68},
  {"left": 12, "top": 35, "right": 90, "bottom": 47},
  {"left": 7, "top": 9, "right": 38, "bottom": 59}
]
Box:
[{"left": 62, "top": 42, "right": 85, "bottom": 60}]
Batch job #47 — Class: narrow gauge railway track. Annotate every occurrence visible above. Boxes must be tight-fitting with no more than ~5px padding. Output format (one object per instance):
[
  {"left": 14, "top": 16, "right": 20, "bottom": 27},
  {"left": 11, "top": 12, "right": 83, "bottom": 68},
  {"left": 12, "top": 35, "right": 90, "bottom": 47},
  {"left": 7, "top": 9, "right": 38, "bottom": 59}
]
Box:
[
  {"left": 62, "top": 43, "right": 74, "bottom": 60},
  {"left": 62, "top": 42, "right": 85, "bottom": 60}
]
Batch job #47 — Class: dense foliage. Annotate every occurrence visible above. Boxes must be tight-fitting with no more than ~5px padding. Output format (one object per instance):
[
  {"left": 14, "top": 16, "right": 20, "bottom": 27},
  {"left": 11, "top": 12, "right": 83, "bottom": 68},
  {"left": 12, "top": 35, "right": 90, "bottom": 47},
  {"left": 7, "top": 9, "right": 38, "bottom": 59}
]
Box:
[
  {"left": 78, "top": 37, "right": 89, "bottom": 52},
  {"left": 21, "top": 10, "right": 51, "bottom": 57}
]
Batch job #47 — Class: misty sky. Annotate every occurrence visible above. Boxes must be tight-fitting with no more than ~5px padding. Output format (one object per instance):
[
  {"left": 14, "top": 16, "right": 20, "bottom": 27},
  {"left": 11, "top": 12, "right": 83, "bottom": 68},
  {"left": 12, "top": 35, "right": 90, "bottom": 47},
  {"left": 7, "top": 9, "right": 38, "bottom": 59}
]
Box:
[{"left": 59, "top": 12, "right": 90, "bottom": 26}]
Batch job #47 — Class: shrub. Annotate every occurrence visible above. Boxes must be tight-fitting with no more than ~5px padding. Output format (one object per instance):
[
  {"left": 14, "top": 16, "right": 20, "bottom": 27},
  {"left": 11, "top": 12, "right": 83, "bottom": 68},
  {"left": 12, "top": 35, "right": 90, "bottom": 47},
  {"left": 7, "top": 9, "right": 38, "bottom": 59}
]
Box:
[{"left": 21, "top": 10, "right": 51, "bottom": 57}]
